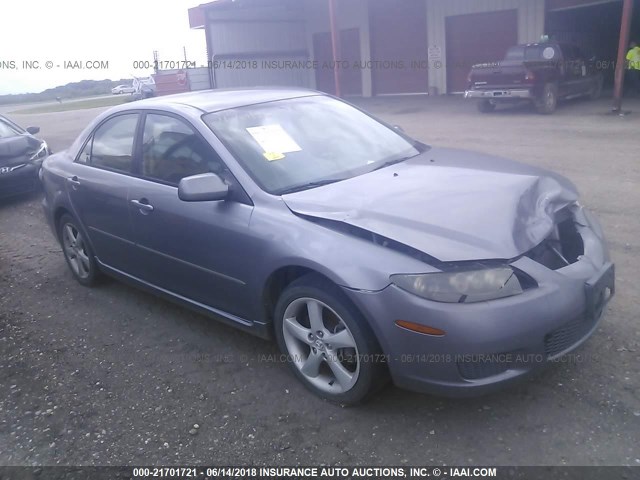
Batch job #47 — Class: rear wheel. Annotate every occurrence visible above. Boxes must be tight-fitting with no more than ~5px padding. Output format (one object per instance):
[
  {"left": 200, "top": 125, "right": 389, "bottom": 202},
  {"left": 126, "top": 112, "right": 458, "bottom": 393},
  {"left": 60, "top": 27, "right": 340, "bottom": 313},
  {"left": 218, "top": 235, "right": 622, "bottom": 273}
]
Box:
[
  {"left": 477, "top": 99, "right": 496, "bottom": 113},
  {"left": 274, "top": 274, "right": 388, "bottom": 405},
  {"left": 58, "top": 214, "right": 99, "bottom": 286},
  {"left": 535, "top": 83, "right": 558, "bottom": 114}
]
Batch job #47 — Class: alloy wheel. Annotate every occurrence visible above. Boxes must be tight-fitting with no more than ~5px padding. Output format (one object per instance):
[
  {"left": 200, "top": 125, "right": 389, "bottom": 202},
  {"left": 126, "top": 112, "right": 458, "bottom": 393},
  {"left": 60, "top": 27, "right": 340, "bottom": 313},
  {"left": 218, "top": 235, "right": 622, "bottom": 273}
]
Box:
[
  {"left": 282, "top": 297, "right": 360, "bottom": 394},
  {"left": 62, "top": 223, "right": 91, "bottom": 279}
]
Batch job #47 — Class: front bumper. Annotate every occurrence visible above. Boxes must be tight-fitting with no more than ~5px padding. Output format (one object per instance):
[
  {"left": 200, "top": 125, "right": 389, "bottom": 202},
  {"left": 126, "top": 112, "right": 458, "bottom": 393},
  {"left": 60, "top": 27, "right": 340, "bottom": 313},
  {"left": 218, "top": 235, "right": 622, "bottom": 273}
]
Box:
[
  {"left": 343, "top": 213, "right": 614, "bottom": 397},
  {"left": 0, "top": 163, "right": 41, "bottom": 199},
  {"left": 465, "top": 89, "right": 532, "bottom": 100}
]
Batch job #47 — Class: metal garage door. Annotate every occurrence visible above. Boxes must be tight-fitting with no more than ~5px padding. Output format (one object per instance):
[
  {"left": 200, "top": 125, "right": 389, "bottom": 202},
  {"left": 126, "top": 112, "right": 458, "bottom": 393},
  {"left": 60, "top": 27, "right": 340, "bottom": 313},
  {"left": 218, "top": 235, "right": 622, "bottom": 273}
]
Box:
[
  {"left": 209, "top": 18, "right": 312, "bottom": 89},
  {"left": 313, "top": 28, "right": 363, "bottom": 96},
  {"left": 369, "top": 0, "right": 428, "bottom": 95},
  {"left": 445, "top": 10, "right": 518, "bottom": 93}
]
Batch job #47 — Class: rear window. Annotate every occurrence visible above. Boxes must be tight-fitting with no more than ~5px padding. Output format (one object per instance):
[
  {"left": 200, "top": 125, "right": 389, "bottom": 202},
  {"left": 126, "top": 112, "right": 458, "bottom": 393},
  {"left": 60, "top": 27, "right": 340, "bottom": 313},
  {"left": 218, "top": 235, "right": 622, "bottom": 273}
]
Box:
[{"left": 505, "top": 45, "right": 560, "bottom": 61}]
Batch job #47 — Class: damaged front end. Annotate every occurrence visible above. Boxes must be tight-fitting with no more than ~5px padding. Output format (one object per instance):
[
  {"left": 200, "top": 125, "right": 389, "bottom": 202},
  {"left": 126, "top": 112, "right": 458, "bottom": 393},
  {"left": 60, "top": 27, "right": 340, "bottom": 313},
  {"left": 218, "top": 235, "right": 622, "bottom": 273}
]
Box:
[
  {"left": 522, "top": 205, "right": 587, "bottom": 270},
  {"left": 0, "top": 135, "right": 48, "bottom": 199},
  {"left": 505, "top": 202, "right": 615, "bottom": 360},
  {"left": 519, "top": 202, "right": 612, "bottom": 281},
  {"left": 279, "top": 147, "right": 616, "bottom": 395}
]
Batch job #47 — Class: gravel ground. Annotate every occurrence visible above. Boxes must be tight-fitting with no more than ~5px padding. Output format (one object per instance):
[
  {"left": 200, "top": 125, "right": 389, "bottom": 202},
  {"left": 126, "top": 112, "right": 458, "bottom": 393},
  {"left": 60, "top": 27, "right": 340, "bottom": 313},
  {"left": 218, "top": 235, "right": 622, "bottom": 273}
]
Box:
[{"left": 0, "top": 96, "right": 639, "bottom": 467}]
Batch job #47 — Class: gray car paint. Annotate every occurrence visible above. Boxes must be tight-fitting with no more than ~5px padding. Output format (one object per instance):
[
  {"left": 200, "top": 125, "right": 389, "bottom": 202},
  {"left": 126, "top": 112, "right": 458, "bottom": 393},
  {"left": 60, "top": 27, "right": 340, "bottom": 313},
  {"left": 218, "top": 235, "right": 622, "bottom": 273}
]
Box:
[
  {"left": 282, "top": 147, "right": 579, "bottom": 262},
  {"left": 40, "top": 88, "right": 614, "bottom": 396}
]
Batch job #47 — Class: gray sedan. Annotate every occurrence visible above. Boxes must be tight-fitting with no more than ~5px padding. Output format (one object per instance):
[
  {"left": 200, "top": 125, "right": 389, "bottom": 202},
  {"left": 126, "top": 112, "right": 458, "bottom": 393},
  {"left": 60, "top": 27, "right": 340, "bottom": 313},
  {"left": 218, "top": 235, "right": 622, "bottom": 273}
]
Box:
[{"left": 40, "top": 89, "right": 615, "bottom": 404}]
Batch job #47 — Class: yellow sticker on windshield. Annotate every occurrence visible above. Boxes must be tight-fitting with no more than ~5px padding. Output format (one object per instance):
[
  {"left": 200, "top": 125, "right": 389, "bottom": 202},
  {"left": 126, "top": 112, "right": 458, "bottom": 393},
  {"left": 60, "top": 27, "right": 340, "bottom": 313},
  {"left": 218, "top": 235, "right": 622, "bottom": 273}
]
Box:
[
  {"left": 264, "top": 152, "right": 286, "bottom": 161},
  {"left": 247, "top": 125, "right": 302, "bottom": 154}
]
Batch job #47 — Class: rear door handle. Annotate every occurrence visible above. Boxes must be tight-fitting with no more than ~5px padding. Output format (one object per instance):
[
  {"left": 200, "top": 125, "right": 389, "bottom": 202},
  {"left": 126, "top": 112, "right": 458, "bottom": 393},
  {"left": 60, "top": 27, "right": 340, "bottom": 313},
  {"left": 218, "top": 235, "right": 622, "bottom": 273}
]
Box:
[
  {"left": 130, "top": 199, "right": 154, "bottom": 213},
  {"left": 67, "top": 176, "right": 81, "bottom": 187}
]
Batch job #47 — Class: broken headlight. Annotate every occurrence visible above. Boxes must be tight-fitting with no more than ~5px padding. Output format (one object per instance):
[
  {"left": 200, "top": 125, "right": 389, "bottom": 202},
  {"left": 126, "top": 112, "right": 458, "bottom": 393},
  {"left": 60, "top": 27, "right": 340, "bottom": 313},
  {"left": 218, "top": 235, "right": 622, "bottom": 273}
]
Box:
[
  {"left": 390, "top": 267, "right": 524, "bottom": 304},
  {"left": 29, "top": 141, "right": 48, "bottom": 163}
]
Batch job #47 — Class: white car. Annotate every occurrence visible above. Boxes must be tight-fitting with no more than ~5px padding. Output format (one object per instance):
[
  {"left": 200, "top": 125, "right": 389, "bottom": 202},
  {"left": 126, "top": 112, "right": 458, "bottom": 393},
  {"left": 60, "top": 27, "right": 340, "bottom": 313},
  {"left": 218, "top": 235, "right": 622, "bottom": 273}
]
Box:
[{"left": 111, "top": 85, "right": 135, "bottom": 95}]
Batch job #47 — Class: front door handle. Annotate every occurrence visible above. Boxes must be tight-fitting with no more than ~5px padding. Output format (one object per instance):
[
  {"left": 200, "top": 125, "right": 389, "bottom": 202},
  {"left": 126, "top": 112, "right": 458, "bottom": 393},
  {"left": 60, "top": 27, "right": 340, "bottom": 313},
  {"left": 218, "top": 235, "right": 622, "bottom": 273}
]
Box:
[{"left": 130, "top": 199, "right": 154, "bottom": 213}]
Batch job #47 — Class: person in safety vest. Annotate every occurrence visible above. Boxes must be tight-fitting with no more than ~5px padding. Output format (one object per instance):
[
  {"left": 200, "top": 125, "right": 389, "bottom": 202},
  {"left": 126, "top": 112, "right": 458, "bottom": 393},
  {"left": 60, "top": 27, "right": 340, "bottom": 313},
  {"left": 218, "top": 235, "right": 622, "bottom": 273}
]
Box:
[{"left": 627, "top": 41, "right": 640, "bottom": 96}]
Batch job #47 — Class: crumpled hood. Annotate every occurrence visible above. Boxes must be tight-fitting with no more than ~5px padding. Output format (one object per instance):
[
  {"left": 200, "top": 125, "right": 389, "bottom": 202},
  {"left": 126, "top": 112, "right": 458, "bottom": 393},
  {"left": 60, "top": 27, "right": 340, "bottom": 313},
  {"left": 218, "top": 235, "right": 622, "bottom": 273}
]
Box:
[
  {"left": 0, "top": 135, "right": 40, "bottom": 167},
  {"left": 282, "top": 148, "right": 579, "bottom": 262}
]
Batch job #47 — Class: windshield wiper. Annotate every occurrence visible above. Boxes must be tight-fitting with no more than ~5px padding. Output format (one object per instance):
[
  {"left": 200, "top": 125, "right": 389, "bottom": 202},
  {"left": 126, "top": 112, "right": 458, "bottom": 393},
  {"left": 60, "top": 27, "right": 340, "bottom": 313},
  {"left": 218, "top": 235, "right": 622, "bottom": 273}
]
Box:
[
  {"left": 278, "top": 178, "right": 345, "bottom": 195},
  {"left": 371, "top": 143, "right": 429, "bottom": 173},
  {"left": 370, "top": 156, "right": 413, "bottom": 173}
]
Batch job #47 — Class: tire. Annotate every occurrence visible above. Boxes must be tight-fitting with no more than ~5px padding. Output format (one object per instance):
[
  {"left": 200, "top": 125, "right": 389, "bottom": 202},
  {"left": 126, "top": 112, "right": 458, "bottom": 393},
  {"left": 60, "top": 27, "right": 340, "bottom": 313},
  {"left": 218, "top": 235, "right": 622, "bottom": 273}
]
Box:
[
  {"left": 589, "top": 75, "right": 603, "bottom": 100},
  {"left": 58, "top": 214, "right": 100, "bottom": 287},
  {"left": 274, "top": 274, "right": 388, "bottom": 405},
  {"left": 535, "top": 83, "right": 558, "bottom": 114},
  {"left": 477, "top": 99, "right": 496, "bottom": 113},
  {"left": 32, "top": 171, "right": 43, "bottom": 193}
]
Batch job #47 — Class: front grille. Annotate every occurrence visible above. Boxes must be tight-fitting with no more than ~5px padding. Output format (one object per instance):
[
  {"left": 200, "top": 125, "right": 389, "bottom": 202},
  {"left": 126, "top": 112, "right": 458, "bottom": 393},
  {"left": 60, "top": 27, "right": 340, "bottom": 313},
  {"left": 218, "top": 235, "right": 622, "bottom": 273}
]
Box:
[
  {"left": 544, "top": 318, "right": 583, "bottom": 357},
  {"left": 457, "top": 355, "right": 511, "bottom": 380},
  {"left": 544, "top": 314, "right": 598, "bottom": 358},
  {"left": 459, "top": 314, "right": 598, "bottom": 379}
]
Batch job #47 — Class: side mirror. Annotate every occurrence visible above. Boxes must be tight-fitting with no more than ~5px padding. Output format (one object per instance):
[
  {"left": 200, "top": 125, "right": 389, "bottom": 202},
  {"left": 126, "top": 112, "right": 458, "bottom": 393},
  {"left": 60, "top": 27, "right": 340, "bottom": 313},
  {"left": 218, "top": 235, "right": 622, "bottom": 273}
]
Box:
[
  {"left": 178, "top": 173, "right": 229, "bottom": 202},
  {"left": 26, "top": 126, "right": 40, "bottom": 135}
]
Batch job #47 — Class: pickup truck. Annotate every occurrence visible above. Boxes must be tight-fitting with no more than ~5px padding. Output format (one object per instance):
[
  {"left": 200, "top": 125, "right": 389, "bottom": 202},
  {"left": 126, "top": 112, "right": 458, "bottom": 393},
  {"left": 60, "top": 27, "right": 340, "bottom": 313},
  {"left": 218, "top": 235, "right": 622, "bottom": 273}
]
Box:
[{"left": 465, "top": 43, "right": 603, "bottom": 114}]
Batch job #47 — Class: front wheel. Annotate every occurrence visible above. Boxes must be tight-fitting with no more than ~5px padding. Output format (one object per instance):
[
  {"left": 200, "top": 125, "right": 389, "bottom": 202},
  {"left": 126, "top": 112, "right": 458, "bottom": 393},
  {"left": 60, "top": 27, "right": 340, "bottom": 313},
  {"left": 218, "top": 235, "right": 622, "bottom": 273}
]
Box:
[
  {"left": 535, "top": 83, "right": 558, "bottom": 114},
  {"left": 274, "top": 274, "right": 388, "bottom": 405},
  {"left": 58, "top": 214, "right": 100, "bottom": 286}
]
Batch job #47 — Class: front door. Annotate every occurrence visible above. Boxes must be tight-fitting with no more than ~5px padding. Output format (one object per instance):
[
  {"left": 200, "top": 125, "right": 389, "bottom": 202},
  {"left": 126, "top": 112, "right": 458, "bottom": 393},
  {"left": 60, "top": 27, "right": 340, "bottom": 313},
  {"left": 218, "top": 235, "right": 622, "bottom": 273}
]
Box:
[
  {"left": 126, "top": 113, "right": 255, "bottom": 318},
  {"left": 561, "top": 44, "right": 593, "bottom": 96}
]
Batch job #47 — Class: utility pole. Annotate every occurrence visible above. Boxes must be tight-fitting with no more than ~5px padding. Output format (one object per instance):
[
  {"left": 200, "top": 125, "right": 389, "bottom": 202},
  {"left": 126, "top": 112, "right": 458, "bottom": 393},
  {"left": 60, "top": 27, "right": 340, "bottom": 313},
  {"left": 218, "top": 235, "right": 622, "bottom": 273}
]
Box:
[{"left": 612, "top": 0, "right": 634, "bottom": 113}]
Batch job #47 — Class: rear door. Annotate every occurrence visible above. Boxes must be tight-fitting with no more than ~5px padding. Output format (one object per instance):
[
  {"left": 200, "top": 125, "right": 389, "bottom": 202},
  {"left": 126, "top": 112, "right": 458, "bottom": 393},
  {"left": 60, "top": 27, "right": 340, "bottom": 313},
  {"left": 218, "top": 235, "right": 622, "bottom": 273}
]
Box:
[
  {"left": 65, "top": 113, "right": 140, "bottom": 272},
  {"left": 571, "top": 46, "right": 595, "bottom": 94},
  {"left": 126, "top": 112, "right": 255, "bottom": 317}
]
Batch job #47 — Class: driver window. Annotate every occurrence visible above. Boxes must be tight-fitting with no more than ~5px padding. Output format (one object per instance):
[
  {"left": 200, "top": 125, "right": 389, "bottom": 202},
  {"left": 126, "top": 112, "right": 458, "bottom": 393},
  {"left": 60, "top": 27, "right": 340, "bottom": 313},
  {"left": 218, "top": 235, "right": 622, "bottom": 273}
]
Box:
[
  {"left": 142, "top": 114, "right": 225, "bottom": 185},
  {"left": 91, "top": 114, "right": 138, "bottom": 173}
]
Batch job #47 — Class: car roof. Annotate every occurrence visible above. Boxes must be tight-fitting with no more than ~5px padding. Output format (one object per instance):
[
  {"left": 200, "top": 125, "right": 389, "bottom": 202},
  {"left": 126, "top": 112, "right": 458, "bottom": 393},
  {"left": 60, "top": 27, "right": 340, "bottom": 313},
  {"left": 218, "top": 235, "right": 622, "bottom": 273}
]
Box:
[{"left": 126, "top": 88, "right": 322, "bottom": 114}]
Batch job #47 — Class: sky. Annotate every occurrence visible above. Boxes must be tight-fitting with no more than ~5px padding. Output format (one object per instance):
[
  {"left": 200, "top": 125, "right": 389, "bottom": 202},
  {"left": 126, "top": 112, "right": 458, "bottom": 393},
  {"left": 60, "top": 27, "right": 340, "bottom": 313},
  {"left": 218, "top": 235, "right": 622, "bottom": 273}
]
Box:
[{"left": 0, "top": 0, "right": 207, "bottom": 95}]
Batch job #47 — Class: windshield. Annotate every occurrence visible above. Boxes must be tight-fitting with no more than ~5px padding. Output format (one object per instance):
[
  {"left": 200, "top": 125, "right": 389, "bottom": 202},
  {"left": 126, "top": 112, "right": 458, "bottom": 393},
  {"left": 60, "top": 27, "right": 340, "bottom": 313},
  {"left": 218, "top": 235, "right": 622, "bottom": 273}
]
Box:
[
  {"left": 203, "top": 95, "right": 422, "bottom": 194},
  {"left": 0, "top": 118, "right": 23, "bottom": 139}
]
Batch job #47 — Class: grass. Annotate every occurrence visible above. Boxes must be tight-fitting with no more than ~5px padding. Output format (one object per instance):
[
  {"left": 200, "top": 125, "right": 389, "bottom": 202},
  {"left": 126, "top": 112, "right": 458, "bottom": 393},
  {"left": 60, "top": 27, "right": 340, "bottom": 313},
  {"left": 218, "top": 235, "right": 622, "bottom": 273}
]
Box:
[{"left": 9, "top": 95, "right": 129, "bottom": 114}]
